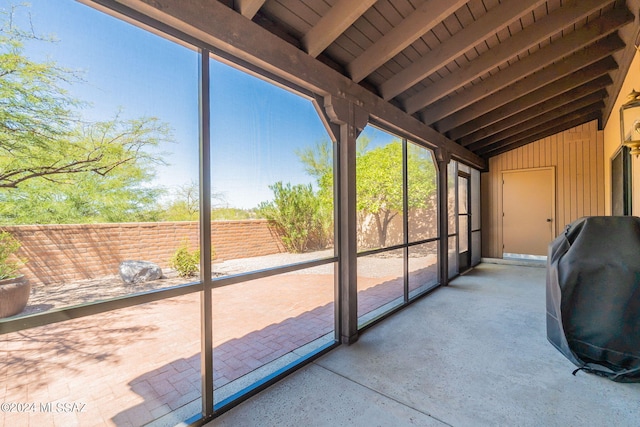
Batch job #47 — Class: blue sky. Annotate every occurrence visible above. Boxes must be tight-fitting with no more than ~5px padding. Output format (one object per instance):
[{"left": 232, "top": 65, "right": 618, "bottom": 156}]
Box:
[
  {"left": 210, "top": 60, "right": 332, "bottom": 208},
  {"left": 8, "top": 0, "right": 341, "bottom": 209}
]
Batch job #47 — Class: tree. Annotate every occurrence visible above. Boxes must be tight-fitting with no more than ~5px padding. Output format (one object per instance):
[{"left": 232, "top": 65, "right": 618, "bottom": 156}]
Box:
[
  {"left": 0, "top": 116, "right": 169, "bottom": 224},
  {"left": 294, "top": 137, "right": 373, "bottom": 222},
  {"left": 356, "top": 141, "right": 403, "bottom": 247},
  {"left": 406, "top": 142, "right": 438, "bottom": 212},
  {"left": 0, "top": 6, "right": 170, "bottom": 224},
  {"left": 295, "top": 139, "right": 335, "bottom": 216},
  {"left": 296, "top": 140, "right": 333, "bottom": 180},
  {"left": 358, "top": 141, "right": 437, "bottom": 247},
  {"left": 297, "top": 138, "right": 437, "bottom": 248},
  {"left": 160, "top": 181, "right": 201, "bottom": 221},
  {"left": 160, "top": 181, "right": 243, "bottom": 221}
]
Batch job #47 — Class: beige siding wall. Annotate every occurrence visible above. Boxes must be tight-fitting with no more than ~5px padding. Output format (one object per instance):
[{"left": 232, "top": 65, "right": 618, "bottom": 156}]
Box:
[{"left": 481, "top": 120, "right": 605, "bottom": 258}]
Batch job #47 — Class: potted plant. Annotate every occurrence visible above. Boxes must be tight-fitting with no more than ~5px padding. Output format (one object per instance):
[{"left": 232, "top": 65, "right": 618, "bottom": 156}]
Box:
[{"left": 0, "top": 231, "right": 30, "bottom": 318}]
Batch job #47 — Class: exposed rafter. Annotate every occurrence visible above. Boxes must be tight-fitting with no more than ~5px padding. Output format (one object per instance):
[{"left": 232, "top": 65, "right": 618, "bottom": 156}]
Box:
[
  {"left": 445, "top": 57, "right": 618, "bottom": 140},
  {"left": 121, "top": 0, "right": 484, "bottom": 167},
  {"left": 460, "top": 87, "right": 610, "bottom": 147},
  {"left": 301, "top": 0, "right": 376, "bottom": 58},
  {"left": 245, "top": 0, "right": 635, "bottom": 158},
  {"left": 235, "top": 0, "right": 266, "bottom": 19},
  {"left": 347, "top": 0, "right": 468, "bottom": 83},
  {"left": 423, "top": 11, "right": 631, "bottom": 128},
  {"left": 479, "top": 111, "right": 603, "bottom": 157},
  {"left": 438, "top": 33, "right": 626, "bottom": 135},
  {"left": 467, "top": 96, "right": 607, "bottom": 151},
  {"left": 380, "top": 0, "right": 548, "bottom": 101},
  {"left": 403, "top": 0, "right": 615, "bottom": 115},
  {"left": 128, "top": 0, "right": 638, "bottom": 159}
]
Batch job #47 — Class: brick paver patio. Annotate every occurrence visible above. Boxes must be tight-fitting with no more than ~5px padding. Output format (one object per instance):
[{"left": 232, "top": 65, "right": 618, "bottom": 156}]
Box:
[{"left": 0, "top": 254, "right": 436, "bottom": 426}]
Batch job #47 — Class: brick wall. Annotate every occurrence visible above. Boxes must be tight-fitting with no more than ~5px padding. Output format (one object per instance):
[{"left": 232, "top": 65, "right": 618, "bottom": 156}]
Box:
[
  {"left": 211, "top": 220, "right": 285, "bottom": 260},
  {"left": 1, "top": 220, "right": 284, "bottom": 286}
]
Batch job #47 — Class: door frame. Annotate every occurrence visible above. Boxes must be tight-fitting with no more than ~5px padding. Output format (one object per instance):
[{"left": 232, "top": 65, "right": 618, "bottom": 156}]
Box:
[
  {"left": 611, "top": 145, "right": 632, "bottom": 216},
  {"left": 500, "top": 167, "right": 556, "bottom": 258},
  {"left": 457, "top": 171, "right": 471, "bottom": 272}
]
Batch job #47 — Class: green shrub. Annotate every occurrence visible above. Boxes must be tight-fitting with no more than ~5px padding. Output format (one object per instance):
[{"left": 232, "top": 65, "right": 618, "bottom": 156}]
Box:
[
  {"left": 0, "top": 231, "right": 26, "bottom": 280},
  {"left": 258, "top": 181, "right": 332, "bottom": 253},
  {"left": 169, "top": 239, "right": 202, "bottom": 278}
]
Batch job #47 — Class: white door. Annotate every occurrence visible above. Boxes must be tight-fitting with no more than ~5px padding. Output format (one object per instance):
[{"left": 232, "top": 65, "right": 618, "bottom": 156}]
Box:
[{"left": 502, "top": 168, "right": 555, "bottom": 257}]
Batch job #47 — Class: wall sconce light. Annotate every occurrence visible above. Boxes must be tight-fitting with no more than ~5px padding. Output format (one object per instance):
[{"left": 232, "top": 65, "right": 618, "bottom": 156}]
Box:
[{"left": 620, "top": 89, "right": 640, "bottom": 156}]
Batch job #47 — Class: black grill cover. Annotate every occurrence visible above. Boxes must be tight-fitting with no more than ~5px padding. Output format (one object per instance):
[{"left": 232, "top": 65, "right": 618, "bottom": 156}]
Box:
[{"left": 546, "top": 216, "right": 640, "bottom": 381}]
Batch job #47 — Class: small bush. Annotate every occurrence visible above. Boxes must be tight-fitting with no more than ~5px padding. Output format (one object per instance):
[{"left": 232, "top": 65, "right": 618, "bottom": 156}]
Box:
[{"left": 169, "top": 239, "right": 201, "bottom": 278}]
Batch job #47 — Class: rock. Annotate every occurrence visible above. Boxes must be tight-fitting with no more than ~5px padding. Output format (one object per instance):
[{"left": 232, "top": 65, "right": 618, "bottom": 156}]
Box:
[{"left": 119, "top": 260, "right": 163, "bottom": 284}]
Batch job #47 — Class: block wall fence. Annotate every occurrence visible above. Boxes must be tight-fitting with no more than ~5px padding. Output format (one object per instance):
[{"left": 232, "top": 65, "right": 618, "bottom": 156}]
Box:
[
  {"left": 2, "top": 209, "right": 440, "bottom": 287},
  {"left": 2, "top": 220, "right": 285, "bottom": 287}
]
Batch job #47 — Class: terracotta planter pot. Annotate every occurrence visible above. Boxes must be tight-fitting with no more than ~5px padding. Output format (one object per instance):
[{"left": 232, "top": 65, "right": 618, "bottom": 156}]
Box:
[{"left": 0, "top": 275, "right": 31, "bottom": 318}]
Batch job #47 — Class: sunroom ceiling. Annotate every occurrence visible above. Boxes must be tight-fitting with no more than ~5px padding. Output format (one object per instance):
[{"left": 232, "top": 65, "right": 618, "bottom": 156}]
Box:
[{"left": 226, "top": 0, "right": 638, "bottom": 159}]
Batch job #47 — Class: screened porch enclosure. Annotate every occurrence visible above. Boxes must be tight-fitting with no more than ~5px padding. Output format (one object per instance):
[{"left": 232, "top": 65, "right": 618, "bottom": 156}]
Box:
[{"left": 1, "top": 0, "right": 638, "bottom": 426}]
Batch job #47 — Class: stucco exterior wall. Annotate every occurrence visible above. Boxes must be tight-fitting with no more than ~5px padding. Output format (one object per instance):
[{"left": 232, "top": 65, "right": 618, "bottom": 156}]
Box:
[{"left": 603, "top": 50, "right": 640, "bottom": 216}]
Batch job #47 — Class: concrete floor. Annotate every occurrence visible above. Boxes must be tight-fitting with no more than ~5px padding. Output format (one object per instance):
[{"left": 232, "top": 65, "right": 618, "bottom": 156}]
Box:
[{"left": 210, "top": 262, "right": 640, "bottom": 426}]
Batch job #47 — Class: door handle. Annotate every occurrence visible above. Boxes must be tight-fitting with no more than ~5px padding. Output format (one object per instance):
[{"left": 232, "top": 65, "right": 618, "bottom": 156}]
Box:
[{"left": 546, "top": 218, "right": 552, "bottom": 222}]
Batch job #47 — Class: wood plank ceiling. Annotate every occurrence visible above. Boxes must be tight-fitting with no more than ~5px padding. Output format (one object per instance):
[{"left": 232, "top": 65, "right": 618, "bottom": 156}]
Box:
[{"left": 226, "top": 0, "right": 638, "bottom": 159}]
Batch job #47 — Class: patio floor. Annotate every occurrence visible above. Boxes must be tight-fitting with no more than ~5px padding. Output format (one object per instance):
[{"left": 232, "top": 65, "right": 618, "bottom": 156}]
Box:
[
  {"left": 212, "top": 262, "right": 640, "bottom": 427},
  {"left": 0, "top": 252, "right": 437, "bottom": 427},
  {"left": 4, "top": 261, "right": 638, "bottom": 426}
]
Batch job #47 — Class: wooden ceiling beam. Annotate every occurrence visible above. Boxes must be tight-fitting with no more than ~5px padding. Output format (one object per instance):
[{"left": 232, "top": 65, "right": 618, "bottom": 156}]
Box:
[
  {"left": 404, "top": 0, "right": 617, "bottom": 115},
  {"left": 466, "top": 97, "right": 606, "bottom": 151},
  {"left": 235, "top": 0, "right": 266, "bottom": 19},
  {"left": 480, "top": 112, "right": 602, "bottom": 158},
  {"left": 426, "top": 12, "right": 630, "bottom": 129},
  {"left": 460, "top": 85, "right": 610, "bottom": 146},
  {"left": 113, "top": 0, "right": 486, "bottom": 168},
  {"left": 347, "top": 0, "right": 468, "bottom": 83},
  {"left": 302, "top": 0, "right": 377, "bottom": 58},
  {"left": 440, "top": 33, "right": 625, "bottom": 135},
  {"left": 446, "top": 58, "right": 616, "bottom": 140},
  {"left": 378, "top": 0, "right": 548, "bottom": 101}
]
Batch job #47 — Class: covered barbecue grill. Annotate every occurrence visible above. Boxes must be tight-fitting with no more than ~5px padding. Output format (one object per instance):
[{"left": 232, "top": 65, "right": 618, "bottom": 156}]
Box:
[{"left": 546, "top": 216, "right": 640, "bottom": 382}]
